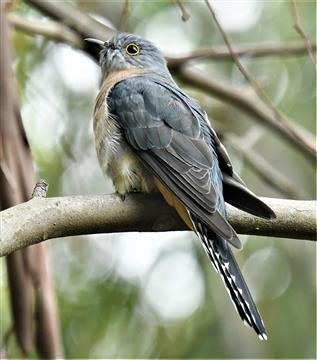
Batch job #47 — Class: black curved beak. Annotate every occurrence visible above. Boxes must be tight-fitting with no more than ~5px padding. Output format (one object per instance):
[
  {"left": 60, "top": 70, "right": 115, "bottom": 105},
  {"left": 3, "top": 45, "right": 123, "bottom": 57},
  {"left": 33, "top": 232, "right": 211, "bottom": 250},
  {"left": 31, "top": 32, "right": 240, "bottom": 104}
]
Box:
[{"left": 84, "top": 38, "right": 106, "bottom": 48}]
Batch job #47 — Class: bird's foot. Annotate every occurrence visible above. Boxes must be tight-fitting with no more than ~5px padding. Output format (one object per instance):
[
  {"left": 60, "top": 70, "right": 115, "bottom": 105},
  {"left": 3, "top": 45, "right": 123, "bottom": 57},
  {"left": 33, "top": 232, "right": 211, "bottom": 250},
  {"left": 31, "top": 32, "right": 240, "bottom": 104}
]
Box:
[
  {"left": 116, "top": 192, "right": 126, "bottom": 201},
  {"left": 117, "top": 188, "right": 142, "bottom": 201}
]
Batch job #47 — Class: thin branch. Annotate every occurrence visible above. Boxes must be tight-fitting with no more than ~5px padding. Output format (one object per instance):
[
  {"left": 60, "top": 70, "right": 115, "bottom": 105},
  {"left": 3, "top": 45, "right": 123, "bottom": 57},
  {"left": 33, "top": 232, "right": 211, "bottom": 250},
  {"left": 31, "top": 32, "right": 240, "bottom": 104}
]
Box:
[
  {"left": 176, "top": 67, "right": 316, "bottom": 164},
  {"left": 167, "top": 42, "right": 317, "bottom": 68},
  {"left": 8, "top": 13, "right": 83, "bottom": 48},
  {"left": 118, "top": 0, "right": 130, "bottom": 31},
  {"left": 0, "top": 194, "right": 316, "bottom": 257},
  {"left": 174, "top": 0, "right": 190, "bottom": 22},
  {"left": 289, "top": 0, "right": 317, "bottom": 70},
  {"left": 205, "top": 0, "right": 317, "bottom": 158}
]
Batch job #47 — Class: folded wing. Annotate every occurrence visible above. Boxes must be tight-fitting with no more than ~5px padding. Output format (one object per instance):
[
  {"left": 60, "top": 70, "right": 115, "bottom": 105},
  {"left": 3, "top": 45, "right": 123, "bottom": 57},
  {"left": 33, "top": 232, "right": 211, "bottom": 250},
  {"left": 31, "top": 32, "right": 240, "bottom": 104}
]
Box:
[{"left": 108, "top": 75, "right": 241, "bottom": 248}]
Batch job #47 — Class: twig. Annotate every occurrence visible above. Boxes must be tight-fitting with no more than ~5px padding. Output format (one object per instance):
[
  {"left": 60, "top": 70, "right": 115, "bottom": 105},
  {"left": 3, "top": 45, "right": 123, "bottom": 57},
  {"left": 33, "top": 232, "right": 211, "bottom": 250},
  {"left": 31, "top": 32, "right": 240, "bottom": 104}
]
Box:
[
  {"left": 204, "top": 0, "right": 317, "bottom": 158},
  {"left": 289, "top": 0, "right": 317, "bottom": 70},
  {"left": 118, "top": 0, "right": 130, "bottom": 31},
  {"left": 224, "top": 134, "right": 303, "bottom": 199},
  {"left": 31, "top": 179, "right": 49, "bottom": 198},
  {"left": 8, "top": 13, "right": 82, "bottom": 48},
  {"left": 167, "top": 42, "right": 317, "bottom": 68},
  {"left": 174, "top": 0, "right": 190, "bottom": 22},
  {"left": 0, "top": 194, "right": 316, "bottom": 257}
]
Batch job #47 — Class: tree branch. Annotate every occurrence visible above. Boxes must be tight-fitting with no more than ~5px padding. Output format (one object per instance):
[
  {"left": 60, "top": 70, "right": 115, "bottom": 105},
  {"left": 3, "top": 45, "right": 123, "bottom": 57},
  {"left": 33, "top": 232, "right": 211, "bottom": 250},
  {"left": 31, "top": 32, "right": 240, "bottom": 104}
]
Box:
[
  {"left": 117, "top": 0, "right": 130, "bottom": 32},
  {"left": 204, "top": 0, "right": 317, "bottom": 159},
  {"left": 26, "top": 0, "right": 114, "bottom": 59},
  {"left": 8, "top": 13, "right": 82, "bottom": 49},
  {"left": 289, "top": 0, "right": 317, "bottom": 70},
  {"left": 176, "top": 67, "right": 316, "bottom": 164},
  {"left": 0, "top": 194, "right": 316, "bottom": 257},
  {"left": 167, "top": 42, "right": 317, "bottom": 68},
  {"left": 174, "top": 0, "right": 190, "bottom": 22},
  {"left": 27, "top": 0, "right": 114, "bottom": 39}
]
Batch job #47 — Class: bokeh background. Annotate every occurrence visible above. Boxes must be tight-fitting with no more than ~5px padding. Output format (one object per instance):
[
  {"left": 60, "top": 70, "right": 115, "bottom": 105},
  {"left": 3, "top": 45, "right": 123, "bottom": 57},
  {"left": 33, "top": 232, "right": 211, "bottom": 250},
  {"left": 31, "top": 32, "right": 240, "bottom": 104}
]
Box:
[{"left": 1, "top": 0, "right": 316, "bottom": 358}]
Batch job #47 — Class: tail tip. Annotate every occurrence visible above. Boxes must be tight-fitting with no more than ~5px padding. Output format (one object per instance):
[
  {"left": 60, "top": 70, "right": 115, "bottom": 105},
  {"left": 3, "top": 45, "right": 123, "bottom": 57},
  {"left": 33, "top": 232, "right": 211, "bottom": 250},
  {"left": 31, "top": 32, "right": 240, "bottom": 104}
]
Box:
[
  {"left": 259, "top": 207, "right": 276, "bottom": 220},
  {"left": 258, "top": 333, "right": 268, "bottom": 341},
  {"left": 268, "top": 209, "right": 277, "bottom": 220}
]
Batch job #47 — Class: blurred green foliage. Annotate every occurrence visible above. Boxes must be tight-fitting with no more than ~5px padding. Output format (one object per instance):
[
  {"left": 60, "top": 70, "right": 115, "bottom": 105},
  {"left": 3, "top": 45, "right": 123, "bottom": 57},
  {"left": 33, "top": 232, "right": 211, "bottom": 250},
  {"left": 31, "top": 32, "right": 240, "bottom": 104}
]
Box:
[{"left": 1, "top": 0, "right": 316, "bottom": 358}]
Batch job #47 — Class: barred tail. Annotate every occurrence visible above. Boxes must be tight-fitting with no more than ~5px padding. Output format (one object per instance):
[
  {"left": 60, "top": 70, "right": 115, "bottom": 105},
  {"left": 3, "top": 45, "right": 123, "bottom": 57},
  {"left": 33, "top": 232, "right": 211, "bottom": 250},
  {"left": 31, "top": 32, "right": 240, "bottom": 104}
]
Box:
[{"left": 192, "top": 214, "right": 267, "bottom": 340}]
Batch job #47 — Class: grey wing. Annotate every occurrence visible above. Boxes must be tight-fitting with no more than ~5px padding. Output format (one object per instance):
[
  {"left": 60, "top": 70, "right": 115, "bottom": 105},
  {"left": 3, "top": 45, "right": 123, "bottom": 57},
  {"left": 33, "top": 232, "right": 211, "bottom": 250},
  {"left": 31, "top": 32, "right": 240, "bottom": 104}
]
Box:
[{"left": 108, "top": 76, "right": 241, "bottom": 248}]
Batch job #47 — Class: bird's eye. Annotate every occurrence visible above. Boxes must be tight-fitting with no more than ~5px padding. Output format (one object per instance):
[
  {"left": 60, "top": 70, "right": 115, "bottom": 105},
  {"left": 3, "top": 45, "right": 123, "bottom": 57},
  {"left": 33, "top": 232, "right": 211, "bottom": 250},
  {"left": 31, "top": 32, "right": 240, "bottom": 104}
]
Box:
[{"left": 125, "top": 43, "right": 140, "bottom": 56}]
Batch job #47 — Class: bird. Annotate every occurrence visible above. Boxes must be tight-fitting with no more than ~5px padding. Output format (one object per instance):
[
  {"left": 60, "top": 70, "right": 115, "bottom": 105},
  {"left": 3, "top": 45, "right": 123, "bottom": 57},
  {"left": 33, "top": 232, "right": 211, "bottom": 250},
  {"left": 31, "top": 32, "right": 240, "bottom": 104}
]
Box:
[{"left": 86, "top": 33, "right": 276, "bottom": 340}]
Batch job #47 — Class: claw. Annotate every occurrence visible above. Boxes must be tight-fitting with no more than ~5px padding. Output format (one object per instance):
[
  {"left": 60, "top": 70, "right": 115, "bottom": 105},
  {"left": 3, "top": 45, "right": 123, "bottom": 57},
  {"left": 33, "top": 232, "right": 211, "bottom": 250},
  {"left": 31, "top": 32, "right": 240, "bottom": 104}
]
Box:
[{"left": 117, "top": 192, "right": 126, "bottom": 201}]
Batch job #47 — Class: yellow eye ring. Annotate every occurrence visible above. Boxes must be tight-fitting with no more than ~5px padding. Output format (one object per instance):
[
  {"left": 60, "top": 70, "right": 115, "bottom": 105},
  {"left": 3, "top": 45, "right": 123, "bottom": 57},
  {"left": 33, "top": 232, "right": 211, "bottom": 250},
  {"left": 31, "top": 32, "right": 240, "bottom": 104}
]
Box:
[{"left": 125, "top": 43, "right": 140, "bottom": 56}]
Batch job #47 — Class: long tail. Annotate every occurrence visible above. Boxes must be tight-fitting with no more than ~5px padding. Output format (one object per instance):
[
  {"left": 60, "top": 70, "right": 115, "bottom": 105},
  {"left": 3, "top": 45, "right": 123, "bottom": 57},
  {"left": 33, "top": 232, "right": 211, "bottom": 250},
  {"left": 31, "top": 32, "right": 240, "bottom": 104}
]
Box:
[{"left": 191, "top": 214, "right": 267, "bottom": 340}]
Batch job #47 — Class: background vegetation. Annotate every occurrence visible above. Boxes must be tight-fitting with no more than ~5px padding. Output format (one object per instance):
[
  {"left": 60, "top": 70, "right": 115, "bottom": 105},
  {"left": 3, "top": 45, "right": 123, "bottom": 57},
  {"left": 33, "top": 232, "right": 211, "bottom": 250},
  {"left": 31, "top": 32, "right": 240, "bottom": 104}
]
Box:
[{"left": 1, "top": 0, "right": 316, "bottom": 358}]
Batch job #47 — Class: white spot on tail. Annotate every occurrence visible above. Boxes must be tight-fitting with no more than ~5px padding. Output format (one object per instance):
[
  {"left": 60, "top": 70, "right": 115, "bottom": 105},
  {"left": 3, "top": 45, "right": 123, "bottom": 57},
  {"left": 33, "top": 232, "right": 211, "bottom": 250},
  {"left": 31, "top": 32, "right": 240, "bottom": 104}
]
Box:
[{"left": 258, "top": 333, "right": 268, "bottom": 341}]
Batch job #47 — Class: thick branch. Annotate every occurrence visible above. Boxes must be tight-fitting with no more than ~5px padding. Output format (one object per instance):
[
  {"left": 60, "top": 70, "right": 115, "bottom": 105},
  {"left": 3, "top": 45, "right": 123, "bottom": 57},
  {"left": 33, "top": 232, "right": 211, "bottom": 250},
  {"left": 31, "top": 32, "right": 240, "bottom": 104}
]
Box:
[
  {"left": 0, "top": 194, "right": 315, "bottom": 257},
  {"left": 8, "top": 13, "right": 82, "bottom": 49},
  {"left": 27, "top": 0, "right": 114, "bottom": 39}
]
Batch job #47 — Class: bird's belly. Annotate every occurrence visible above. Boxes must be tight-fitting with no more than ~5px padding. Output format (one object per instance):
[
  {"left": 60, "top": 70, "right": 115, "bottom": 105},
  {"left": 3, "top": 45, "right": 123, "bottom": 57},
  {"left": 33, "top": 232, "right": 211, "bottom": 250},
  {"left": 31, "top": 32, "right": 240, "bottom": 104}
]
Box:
[{"left": 96, "top": 134, "right": 154, "bottom": 196}]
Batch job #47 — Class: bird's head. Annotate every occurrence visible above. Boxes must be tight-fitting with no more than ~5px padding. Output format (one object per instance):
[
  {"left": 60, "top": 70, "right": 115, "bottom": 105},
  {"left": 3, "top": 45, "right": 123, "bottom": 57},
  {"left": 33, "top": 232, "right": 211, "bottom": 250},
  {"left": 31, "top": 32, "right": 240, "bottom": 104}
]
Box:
[{"left": 86, "top": 33, "right": 167, "bottom": 78}]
